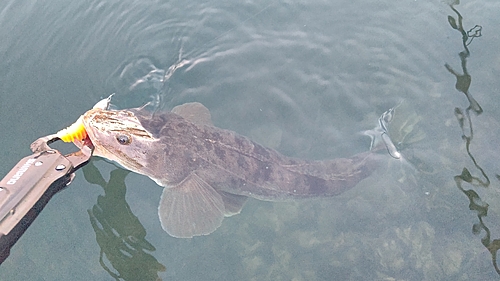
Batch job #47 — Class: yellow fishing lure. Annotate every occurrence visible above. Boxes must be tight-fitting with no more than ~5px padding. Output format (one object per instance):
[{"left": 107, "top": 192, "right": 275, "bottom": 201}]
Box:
[
  {"left": 56, "top": 116, "right": 87, "bottom": 142},
  {"left": 55, "top": 94, "right": 113, "bottom": 143}
]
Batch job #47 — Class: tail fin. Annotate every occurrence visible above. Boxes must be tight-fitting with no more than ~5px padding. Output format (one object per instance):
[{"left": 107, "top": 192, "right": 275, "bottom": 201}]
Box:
[{"left": 363, "top": 103, "right": 402, "bottom": 159}]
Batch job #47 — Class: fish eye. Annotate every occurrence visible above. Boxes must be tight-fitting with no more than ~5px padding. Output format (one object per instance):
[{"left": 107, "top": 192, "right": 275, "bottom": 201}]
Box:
[{"left": 116, "top": 134, "right": 131, "bottom": 145}]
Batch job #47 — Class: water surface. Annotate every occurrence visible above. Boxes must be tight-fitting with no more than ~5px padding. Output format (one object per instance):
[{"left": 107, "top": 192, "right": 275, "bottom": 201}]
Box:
[{"left": 0, "top": 0, "right": 499, "bottom": 280}]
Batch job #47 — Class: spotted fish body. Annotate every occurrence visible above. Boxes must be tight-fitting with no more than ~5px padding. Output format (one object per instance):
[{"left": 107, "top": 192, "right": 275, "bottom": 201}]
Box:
[{"left": 81, "top": 102, "right": 382, "bottom": 238}]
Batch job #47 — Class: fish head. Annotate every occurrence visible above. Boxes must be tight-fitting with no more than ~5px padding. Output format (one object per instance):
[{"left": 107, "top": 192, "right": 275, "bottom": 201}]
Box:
[{"left": 81, "top": 108, "right": 159, "bottom": 173}]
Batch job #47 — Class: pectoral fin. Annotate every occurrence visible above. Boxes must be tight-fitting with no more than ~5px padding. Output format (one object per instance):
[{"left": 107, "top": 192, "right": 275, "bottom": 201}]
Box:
[{"left": 158, "top": 172, "right": 225, "bottom": 238}]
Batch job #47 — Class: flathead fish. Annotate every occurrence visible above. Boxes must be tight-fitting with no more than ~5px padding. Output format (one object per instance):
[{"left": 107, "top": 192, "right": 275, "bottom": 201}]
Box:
[{"left": 80, "top": 102, "right": 384, "bottom": 238}]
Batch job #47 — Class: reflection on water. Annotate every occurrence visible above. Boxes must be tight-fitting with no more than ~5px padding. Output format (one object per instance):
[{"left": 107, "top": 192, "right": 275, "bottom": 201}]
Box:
[
  {"left": 82, "top": 162, "right": 165, "bottom": 280},
  {"left": 445, "top": 2, "right": 500, "bottom": 276}
]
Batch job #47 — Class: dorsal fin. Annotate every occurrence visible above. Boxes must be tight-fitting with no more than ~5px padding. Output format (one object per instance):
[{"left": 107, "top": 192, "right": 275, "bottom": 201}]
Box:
[{"left": 171, "top": 102, "right": 213, "bottom": 126}]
